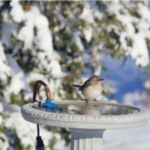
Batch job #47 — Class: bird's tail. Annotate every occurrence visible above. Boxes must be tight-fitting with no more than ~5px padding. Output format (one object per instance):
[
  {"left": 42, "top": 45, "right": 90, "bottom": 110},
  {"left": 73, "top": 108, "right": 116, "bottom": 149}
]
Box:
[{"left": 72, "top": 85, "right": 82, "bottom": 90}]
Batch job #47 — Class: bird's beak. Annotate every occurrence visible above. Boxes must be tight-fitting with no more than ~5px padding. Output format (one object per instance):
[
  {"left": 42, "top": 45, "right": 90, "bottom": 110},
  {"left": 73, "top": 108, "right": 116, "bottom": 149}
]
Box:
[{"left": 100, "top": 79, "right": 104, "bottom": 81}]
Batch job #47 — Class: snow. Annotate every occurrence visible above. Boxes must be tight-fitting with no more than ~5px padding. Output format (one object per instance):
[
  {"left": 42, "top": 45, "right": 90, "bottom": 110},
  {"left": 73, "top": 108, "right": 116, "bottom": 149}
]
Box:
[
  {"left": 79, "top": 5, "right": 94, "bottom": 24},
  {"left": 10, "top": 1, "right": 24, "bottom": 23},
  {"left": 93, "top": 64, "right": 101, "bottom": 76},
  {"left": 0, "top": 41, "right": 11, "bottom": 84},
  {"left": 107, "top": 1, "right": 150, "bottom": 67},
  {"left": 53, "top": 140, "right": 67, "bottom": 150},
  {"left": 73, "top": 31, "right": 84, "bottom": 51},
  {"left": 120, "top": 30, "right": 150, "bottom": 67},
  {"left": 26, "top": 72, "right": 46, "bottom": 83},
  {"left": 130, "top": 33, "right": 149, "bottom": 67},
  {"left": 144, "top": 80, "right": 150, "bottom": 89},
  {"left": 10, "top": 1, "right": 53, "bottom": 54},
  {"left": 96, "top": 95, "right": 110, "bottom": 102},
  {"left": 23, "top": 6, "right": 40, "bottom": 27},
  {"left": 0, "top": 132, "right": 9, "bottom": 150},
  {"left": 93, "top": 11, "right": 103, "bottom": 20},
  {"left": 6, "top": 55, "right": 29, "bottom": 95},
  {"left": 79, "top": 3, "right": 94, "bottom": 42},
  {"left": 0, "top": 102, "right": 9, "bottom": 150},
  {"left": 138, "top": 3, "right": 150, "bottom": 23},
  {"left": 0, "top": 42, "right": 10, "bottom": 75},
  {"left": 103, "top": 83, "right": 117, "bottom": 95},
  {"left": 9, "top": 0, "right": 56, "bottom": 78},
  {"left": 17, "top": 26, "right": 34, "bottom": 49},
  {"left": 123, "top": 91, "right": 148, "bottom": 106},
  {"left": 104, "top": 120, "right": 150, "bottom": 150},
  {"left": 36, "top": 28, "right": 53, "bottom": 54},
  {"left": 8, "top": 72, "right": 29, "bottom": 94},
  {"left": 48, "top": 60, "right": 62, "bottom": 77},
  {"left": 0, "top": 102, "right": 3, "bottom": 113},
  {"left": 83, "top": 27, "right": 93, "bottom": 43},
  {"left": 34, "top": 14, "right": 49, "bottom": 30},
  {"left": 0, "top": 115, "right": 2, "bottom": 124}
]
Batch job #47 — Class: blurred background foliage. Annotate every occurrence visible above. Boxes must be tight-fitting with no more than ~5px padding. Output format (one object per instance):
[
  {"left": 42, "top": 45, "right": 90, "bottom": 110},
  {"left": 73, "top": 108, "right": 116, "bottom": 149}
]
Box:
[{"left": 1, "top": 1, "right": 150, "bottom": 150}]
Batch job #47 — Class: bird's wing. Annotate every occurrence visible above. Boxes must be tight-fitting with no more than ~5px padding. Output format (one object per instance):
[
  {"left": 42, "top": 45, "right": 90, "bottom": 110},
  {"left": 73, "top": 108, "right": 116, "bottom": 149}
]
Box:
[{"left": 83, "top": 79, "right": 92, "bottom": 88}]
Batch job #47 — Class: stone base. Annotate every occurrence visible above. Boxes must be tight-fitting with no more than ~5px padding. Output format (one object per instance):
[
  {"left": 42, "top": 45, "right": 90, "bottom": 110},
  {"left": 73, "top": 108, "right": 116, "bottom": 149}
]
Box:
[{"left": 69, "top": 129, "right": 105, "bottom": 150}]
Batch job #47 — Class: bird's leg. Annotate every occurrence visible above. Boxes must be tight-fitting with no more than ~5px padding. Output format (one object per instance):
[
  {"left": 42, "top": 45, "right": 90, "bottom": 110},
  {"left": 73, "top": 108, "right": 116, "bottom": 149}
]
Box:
[
  {"left": 94, "top": 98, "right": 97, "bottom": 101},
  {"left": 85, "top": 99, "right": 88, "bottom": 106}
]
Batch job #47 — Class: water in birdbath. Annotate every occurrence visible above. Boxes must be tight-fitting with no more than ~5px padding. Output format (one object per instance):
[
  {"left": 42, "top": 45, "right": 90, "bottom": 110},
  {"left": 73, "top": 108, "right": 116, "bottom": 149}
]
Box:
[{"left": 33, "top": 102, "right": 140, "bottom": 116}]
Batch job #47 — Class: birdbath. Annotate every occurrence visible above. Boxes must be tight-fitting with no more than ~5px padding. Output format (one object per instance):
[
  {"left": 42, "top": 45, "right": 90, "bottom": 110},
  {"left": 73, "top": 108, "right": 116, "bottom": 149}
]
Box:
[
  {"left": 21, "top": 100, "right": 150, "bottom": 150},
  {"left": 21, "top": 81, "right": 150, "bottom": 150}
]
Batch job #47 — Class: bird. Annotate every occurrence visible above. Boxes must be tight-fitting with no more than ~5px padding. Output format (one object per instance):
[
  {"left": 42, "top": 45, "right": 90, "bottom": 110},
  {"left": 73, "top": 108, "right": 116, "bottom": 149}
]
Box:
[{"left": 73, "top": 75, "right": 104, "bottom": 105}]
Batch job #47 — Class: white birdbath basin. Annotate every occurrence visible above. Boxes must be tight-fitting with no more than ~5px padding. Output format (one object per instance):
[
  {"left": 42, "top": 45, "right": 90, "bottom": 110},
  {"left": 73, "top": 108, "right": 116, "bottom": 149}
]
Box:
[{"left": 21, "top": 100, "right": 150, "bottom": 150}]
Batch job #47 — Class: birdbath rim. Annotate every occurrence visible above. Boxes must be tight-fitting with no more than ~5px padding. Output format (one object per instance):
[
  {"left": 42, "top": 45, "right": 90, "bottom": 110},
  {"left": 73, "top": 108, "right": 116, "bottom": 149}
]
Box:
[{"left": 21, "top": 100, "right": 150, "bottom": 129}]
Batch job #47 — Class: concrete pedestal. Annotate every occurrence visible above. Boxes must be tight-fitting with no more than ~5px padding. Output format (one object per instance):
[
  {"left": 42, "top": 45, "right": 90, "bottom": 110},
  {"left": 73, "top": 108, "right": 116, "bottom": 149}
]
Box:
[{"left": 70, "top": 129, "right": 105, "bottom": 150}]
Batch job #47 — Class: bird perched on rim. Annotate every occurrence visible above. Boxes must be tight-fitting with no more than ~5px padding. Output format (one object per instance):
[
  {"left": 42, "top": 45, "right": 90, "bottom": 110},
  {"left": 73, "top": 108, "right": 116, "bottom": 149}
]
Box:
[{"left": 73, "top": 75, "right": 104, "bottom": 105}]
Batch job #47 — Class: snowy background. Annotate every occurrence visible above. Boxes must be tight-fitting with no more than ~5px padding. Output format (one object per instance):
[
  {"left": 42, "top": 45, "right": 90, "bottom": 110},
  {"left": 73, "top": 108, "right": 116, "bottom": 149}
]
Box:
[{"left": 0, "top": 1, "right": 150, "bottom": 150}]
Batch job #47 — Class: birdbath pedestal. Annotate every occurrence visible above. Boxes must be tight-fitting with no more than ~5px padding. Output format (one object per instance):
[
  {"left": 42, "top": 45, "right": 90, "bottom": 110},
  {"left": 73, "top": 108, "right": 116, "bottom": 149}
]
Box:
[
  {"left": 21, "top": 101, "right": 150, "bottom": 150},
  {"left": 70, "top": 128, "right": 105, "bottom": 150}
]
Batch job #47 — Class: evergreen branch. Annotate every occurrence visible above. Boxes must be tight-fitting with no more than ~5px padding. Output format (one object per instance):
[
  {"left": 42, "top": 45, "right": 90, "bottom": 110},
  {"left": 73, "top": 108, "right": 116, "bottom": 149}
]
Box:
[{"left": 61, "top": 51, "right": 102, "bottom": 79}]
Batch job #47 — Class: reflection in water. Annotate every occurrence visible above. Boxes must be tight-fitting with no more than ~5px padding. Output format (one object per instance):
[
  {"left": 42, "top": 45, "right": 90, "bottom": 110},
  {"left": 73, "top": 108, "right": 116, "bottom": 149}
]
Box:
[
  {"left": 81, "top": 105, "right": 101, "bottom": 116},
  {"left": 33, "top": 103, "right": 140, "bottom": 116},
  {"left": 66, "top": 104, "right": 101, "bottom": 115}
]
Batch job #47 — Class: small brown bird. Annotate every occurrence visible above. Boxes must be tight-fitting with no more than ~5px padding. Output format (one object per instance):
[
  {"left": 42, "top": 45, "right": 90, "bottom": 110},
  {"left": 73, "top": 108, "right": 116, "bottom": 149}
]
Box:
[{"left": 73, "top": 75, "right": 104, "bottom": 105}]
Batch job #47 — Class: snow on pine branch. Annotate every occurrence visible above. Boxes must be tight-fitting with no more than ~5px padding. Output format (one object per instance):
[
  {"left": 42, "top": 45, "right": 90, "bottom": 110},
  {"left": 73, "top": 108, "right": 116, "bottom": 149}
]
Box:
[
  {"left": 10, "top": 1, "right": 53, "bottom": 56},
  {"left": 0, "top": 41, "right": 11, "bottom": 84},
  {"left": 10, "top": 0, "right": 62, "bottom": 76},
  {"left": 107, "top": 2, "right": 150, "bottom": 67},
  {"left": 6, "top": 55, "right": 30, "bottom": 95}
]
